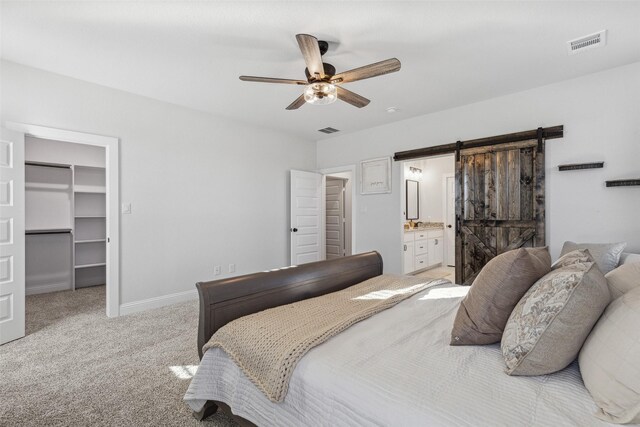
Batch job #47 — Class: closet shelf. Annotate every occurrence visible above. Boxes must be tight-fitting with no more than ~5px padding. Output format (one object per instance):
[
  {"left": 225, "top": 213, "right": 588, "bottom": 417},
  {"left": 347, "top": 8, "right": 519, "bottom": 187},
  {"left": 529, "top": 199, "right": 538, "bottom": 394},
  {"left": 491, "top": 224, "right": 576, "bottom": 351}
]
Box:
[
  {"left": 26, "top": 183, "right": 72, "bottom": 191},
  {"left": 75, "top": 239, "right": 106, "bottom": 244},
  {"left": 26, "top": 161, "right": 72, "bottom": 169},
  {"left": 74, "top": 188, "right": 106, "bottom": 194},
  {"left": 75, "top": 263, "right": 106, "bottom": 269},
  {"left": 26, "top": 228, "right": 72, "bottom": 235},
  {"left": 75, "top": 165, "right": 106, "bottom": 170}
]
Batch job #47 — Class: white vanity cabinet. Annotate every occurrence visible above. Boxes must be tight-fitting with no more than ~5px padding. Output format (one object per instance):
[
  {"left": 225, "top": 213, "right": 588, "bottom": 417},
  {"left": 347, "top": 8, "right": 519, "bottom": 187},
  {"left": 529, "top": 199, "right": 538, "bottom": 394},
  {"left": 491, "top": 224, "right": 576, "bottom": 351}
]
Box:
[
  {"left": 427, "top": 230, "right": 444, "bottom": 267},
  {"left": 403, "top": 228, "right": 444, "bottom": 274},
  {"left": 403, "top": 233, "right": 415, "bottom": 274}
]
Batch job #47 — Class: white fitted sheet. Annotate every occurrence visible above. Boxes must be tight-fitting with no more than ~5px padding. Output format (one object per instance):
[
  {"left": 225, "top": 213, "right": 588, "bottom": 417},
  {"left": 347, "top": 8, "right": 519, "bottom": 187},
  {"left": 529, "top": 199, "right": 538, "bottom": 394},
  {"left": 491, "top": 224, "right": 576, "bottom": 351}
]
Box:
[{"left": 185, "top": 283, "right": 619, "bottom": 426}]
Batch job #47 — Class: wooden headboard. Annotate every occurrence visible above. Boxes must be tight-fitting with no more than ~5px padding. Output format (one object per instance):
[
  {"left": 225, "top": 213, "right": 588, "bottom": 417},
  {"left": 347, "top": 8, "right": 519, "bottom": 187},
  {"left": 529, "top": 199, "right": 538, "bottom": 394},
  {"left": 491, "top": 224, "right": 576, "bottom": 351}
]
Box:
[{"left": 195, "top": 251, "right": 383, "bottom": 359}]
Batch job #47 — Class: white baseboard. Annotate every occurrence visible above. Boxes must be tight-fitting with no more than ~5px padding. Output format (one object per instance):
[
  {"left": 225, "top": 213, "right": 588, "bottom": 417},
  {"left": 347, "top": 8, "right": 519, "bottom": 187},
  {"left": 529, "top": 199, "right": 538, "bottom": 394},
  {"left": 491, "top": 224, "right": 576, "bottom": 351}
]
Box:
[
  {"left": 119, "top": 289, "right": 198, "bottom": 316},
  {"left": 26, "top": 282, "right": 72, "bottom": 296}
]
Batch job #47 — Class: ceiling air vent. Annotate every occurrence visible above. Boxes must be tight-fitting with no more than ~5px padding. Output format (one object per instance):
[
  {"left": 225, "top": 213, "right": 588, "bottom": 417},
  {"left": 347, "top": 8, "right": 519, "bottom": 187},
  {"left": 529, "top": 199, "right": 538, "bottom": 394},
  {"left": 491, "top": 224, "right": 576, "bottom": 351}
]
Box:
[
  {"left": 567, "top": 30, "right": 607, "bottom": 55},
  {"left": 318, "top": 127, "right": 340, "bottom": 134}
]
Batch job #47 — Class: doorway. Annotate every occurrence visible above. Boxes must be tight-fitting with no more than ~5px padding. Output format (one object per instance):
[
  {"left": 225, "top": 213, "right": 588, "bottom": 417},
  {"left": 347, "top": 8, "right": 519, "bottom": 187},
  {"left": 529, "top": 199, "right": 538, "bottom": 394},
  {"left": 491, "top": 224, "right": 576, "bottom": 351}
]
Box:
[
  {"left": 401, "top": 155, "right": 455, "bottom": 279},
  {"left": 325, "top": 175, "right": 352, "bottom": 260},
  {"left": 394, "top": 126, "right": 558, "bottom": 285},
  {"left": 289, "top": 166, "right": 356, "bottom": 265},
  {"left": 7, "top": 123, "right": 119, "bottom": 319}
]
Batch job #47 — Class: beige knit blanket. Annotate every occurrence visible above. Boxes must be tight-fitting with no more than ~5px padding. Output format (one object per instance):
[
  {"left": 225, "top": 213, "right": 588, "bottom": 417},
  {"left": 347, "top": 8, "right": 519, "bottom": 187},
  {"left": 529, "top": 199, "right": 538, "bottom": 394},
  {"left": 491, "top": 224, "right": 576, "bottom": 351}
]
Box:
[{"left": 203, "top": 274, "right": 448, "bottom": 403}]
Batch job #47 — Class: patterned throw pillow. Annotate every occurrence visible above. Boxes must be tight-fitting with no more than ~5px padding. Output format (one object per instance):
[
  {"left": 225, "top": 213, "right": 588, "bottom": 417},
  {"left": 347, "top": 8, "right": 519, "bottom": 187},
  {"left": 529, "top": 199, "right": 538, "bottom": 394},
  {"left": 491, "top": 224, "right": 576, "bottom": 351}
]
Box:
[{"left": 501, "top": 261, "right": 610, "bottom": 376}]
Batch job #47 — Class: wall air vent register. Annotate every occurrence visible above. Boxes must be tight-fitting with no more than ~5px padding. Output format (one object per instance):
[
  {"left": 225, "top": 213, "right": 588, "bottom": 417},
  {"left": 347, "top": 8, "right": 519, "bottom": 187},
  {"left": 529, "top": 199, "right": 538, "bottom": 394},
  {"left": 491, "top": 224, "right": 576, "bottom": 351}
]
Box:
[
  {"left": 567, "top": 30, "right": 607, "bottom": 55},
  {"left": 318, "top": 127, "right": 340, "bottom": 134}
]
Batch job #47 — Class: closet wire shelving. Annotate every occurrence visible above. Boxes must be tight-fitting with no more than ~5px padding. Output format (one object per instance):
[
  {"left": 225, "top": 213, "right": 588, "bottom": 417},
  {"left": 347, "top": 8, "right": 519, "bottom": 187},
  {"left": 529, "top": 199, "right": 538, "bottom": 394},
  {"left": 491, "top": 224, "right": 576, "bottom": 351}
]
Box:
[
  {"left": 25, "top": 162, "right": 106, "bottom": 294},
  {"left": 73, "top": 165, "right": 107, "bottom": 285}
]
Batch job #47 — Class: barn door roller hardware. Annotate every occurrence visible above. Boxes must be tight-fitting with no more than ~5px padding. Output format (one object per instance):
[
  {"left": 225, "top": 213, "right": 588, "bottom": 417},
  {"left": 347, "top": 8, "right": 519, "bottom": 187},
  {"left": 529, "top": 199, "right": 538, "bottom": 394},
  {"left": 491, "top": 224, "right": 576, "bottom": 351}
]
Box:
[{"left": 536, "top": 127, "right": 544, "bottom": 153}]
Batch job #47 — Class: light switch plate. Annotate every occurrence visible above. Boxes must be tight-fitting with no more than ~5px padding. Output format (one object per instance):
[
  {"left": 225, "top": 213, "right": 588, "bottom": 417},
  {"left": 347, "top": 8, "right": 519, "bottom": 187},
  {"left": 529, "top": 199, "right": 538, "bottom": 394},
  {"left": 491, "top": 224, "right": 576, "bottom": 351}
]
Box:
[
  {"left": 121, "top": 203, "right": 131, "bottom": 214},
  {"left": 228, "top": 264, "right": 235, "bottom": 273}
]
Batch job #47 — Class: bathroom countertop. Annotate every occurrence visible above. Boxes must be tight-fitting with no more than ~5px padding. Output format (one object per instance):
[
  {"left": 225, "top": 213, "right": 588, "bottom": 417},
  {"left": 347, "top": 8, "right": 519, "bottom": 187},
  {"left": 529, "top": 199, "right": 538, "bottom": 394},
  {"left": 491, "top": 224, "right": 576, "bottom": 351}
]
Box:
[{"left": 404, "top": 222, "right": 444, "bottom": 232}]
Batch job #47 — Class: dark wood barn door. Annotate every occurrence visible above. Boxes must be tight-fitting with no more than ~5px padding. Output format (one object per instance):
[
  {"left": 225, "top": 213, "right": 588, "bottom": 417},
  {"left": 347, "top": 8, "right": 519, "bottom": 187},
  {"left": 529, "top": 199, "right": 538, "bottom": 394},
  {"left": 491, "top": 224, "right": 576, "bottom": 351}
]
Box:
[{"left": 455, "top": 139, "right": 545, "bottom": 285}]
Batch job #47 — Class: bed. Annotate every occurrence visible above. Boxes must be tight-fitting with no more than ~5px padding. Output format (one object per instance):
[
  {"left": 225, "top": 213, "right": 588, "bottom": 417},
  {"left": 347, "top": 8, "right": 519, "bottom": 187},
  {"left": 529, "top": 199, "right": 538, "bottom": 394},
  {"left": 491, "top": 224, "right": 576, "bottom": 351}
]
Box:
[{"left": 185, "top": 251, "right": 640, "bottom": 426}]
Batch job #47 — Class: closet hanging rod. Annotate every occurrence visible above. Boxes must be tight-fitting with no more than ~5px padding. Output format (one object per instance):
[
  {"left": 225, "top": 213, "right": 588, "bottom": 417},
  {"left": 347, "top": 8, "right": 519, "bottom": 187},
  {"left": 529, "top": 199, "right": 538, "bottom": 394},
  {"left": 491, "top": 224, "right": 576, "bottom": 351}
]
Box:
[
  {"left": 26, "top": 229, "right": 72, "bottom": 235},
  {"left": 25, "top": 161, "right": 72, "bottom": 169}
]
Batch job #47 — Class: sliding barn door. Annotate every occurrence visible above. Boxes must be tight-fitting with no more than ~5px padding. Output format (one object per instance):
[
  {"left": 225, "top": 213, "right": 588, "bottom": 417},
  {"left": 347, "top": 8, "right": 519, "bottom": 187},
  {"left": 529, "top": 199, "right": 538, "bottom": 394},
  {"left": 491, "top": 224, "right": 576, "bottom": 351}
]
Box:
[{"left": 455, "top": 139, "right": 545, "bottom": 285}]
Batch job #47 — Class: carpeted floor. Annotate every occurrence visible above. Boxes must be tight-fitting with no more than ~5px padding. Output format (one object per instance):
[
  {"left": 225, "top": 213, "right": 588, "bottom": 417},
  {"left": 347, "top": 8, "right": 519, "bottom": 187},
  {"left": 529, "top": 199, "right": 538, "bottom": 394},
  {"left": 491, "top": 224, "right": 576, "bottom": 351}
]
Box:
[{"left": 0, "top": 286, "right": 237, "bottom": 427}]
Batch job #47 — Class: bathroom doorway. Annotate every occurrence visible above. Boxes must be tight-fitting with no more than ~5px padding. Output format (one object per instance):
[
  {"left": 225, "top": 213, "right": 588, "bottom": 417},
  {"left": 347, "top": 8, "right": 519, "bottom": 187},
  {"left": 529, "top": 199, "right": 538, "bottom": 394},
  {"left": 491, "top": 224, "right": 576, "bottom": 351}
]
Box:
[{"left": 401, "top": 155, "right": 455, "bottom": 279}]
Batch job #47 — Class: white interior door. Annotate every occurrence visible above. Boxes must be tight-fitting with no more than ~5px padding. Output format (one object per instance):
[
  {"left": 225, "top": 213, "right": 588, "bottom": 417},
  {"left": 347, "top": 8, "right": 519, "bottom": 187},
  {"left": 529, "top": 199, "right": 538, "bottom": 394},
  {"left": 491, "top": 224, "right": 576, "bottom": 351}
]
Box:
[
  {"left": 290, "top": 170, "right": 322, "bottom": 265},
  {"left": 445, "top": 175, "right": 456, "bottom": 267},
  {"left": 0, "top": 128, "right": 25, "bottom": 345},
  {"left": 325, "top": 177, "right": 345, "bottom": 260}
]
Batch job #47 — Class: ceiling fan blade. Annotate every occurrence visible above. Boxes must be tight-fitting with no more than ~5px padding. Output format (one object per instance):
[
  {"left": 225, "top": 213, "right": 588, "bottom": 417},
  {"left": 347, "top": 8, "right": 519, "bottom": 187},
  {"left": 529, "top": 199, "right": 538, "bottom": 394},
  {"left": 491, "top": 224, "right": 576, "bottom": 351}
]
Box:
[
  {"left": 332, "top": 58, "right": 401, "bottom": 84},
  {"left": 239, "top": 76, "right": 307, "bottom": 85},
  {"left": 295, "top": 34, "right": 325, "bottom": 80},
  {"left": 336, "top": 86, "right": 370, "bottom": 108},
  {"left": 286, "top": 94, "right": 306, "bottom": 110}
]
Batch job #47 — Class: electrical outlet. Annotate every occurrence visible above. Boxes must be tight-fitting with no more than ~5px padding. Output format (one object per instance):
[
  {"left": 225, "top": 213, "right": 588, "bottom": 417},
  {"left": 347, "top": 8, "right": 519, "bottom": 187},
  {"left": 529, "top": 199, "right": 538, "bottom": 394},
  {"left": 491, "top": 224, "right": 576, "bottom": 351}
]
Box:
[
  {"left": 228, "top": 263, "right": 235, "bottom": 273},
  {"left": 214, "top": 265, "right": 221, "bottom": 276}
]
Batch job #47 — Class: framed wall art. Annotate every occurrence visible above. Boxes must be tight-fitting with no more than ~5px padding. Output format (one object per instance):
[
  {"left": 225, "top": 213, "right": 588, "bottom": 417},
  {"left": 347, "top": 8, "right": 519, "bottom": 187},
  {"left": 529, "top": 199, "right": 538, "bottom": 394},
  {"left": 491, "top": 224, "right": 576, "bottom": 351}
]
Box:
[{"left": 361, "top": 157, "right": 391, "bottom": 195}]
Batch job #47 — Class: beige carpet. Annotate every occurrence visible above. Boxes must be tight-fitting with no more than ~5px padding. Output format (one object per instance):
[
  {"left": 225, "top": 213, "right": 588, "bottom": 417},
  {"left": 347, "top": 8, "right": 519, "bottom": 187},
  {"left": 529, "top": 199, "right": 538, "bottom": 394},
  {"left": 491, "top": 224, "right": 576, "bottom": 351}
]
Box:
[{"left": 0, "top": 286, "right": 237, "bottom": 427}]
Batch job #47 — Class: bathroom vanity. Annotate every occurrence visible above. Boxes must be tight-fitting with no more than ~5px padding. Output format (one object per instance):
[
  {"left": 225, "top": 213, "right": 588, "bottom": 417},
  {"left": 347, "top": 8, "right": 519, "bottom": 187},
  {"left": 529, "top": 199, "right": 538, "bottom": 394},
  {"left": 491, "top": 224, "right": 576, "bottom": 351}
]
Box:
[{"left": 403, "top": 225, "right": 444, "bottom": 274}]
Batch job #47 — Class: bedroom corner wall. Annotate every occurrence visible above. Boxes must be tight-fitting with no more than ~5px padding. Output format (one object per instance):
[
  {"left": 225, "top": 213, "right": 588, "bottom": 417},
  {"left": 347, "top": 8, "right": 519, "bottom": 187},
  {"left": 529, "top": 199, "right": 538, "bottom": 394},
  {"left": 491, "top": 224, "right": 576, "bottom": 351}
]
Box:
[
  {"left": 1, "top": 60, "right": 316, "bottom": 312},
  {"left": 317, "top": 61, "right": 640, "bottom": 274}
]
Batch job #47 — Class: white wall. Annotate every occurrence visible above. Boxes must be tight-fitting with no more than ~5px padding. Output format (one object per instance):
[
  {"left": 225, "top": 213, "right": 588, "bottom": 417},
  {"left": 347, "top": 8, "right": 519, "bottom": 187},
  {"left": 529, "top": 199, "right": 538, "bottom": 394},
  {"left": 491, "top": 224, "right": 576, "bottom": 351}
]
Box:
[
  {"left": 26, "top": 136, "right": 105, "bottom": 167},
  {"left": 1, "top": 60, "right": 316, "bottom": 309},
  {"left": 317, "top": 62, "right": 640, "bottom": 274}
]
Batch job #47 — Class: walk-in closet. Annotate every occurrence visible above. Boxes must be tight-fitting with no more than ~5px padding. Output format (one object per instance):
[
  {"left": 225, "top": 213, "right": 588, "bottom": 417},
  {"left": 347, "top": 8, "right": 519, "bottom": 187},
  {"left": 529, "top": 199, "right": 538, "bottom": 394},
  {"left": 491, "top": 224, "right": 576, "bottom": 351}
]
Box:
[{"left": 25, "top": 136, "right": 107, "bottom": 296}]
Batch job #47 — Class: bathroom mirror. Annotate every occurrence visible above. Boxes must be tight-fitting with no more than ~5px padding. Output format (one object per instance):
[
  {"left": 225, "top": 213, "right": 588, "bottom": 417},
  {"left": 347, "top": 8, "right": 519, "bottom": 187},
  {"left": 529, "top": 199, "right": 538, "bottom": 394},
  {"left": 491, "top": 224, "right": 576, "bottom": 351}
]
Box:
[{"left": 406, "top": 180, "right": 419, "bottom": 220}]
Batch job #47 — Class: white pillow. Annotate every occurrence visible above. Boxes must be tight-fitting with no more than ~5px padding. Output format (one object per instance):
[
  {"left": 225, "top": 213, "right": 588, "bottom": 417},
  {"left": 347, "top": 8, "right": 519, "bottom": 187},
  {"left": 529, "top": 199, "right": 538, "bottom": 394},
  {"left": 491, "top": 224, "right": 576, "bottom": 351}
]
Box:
[
  {"left": 579, "top": 287, "right": 640, "bottom": 424},
  {"left": 605, "top": 262, "right": 640, "bottom": 300}
]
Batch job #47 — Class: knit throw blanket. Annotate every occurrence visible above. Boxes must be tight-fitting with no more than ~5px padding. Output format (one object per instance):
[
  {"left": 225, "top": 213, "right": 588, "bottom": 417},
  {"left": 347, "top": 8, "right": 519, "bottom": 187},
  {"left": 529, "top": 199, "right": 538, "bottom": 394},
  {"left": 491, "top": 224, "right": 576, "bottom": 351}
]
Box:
[{"left": 202, "top": 274, "right": 449, "bottom": 403}]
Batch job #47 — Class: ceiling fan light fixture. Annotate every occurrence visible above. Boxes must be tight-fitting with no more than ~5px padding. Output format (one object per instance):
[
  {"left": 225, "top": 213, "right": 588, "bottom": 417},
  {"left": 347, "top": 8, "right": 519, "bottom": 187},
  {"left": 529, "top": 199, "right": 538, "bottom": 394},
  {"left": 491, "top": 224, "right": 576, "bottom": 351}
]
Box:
[{"left": 304, "top": 82, "right": 337, "bottom": 105}]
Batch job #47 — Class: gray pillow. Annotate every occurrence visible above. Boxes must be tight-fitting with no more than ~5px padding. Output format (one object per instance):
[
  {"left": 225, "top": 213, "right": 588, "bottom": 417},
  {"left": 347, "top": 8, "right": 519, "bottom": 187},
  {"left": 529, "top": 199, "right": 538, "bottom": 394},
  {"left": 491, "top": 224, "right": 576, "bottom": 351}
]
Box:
[
  {"left": 561, "top": 241, "right": 627, "bottom": 274},
  {"left": 502, "top": 260, "right": 610, "bottom": 376},
  {"left": 450, "top": 247, "right": 551, "bottom": 345}
]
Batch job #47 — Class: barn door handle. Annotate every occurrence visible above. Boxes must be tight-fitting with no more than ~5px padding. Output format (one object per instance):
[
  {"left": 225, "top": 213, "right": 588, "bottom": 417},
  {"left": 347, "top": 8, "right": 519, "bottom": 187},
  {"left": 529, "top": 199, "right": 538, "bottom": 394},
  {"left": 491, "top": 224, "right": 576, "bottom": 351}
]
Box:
[
  {"left": 290, "top": 228, "right": 298, "bottom": 232},
  {"left": 456, "top": 215, "right": 461, "bottom": 236},
  {"left": 403, "top": 244, "right": 407, "bottom": 251}
]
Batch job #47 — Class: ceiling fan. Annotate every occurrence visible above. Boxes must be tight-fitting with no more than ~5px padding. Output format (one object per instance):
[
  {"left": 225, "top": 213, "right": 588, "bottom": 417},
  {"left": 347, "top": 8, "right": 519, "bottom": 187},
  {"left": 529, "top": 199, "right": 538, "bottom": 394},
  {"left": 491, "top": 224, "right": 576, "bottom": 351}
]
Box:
[{"left": 239, "top": 34, "right": 401, "bottom": 110}]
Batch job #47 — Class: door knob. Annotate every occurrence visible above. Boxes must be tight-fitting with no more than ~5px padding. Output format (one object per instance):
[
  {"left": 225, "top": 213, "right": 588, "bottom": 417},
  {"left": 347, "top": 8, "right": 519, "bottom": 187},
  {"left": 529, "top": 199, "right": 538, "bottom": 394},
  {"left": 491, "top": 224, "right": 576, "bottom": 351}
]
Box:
[
  {"left": 447, "top": 224, "right": 452, "bottom": 228},
  {"left": 290, "top": 228, "right": 298, "bottom": 232}
]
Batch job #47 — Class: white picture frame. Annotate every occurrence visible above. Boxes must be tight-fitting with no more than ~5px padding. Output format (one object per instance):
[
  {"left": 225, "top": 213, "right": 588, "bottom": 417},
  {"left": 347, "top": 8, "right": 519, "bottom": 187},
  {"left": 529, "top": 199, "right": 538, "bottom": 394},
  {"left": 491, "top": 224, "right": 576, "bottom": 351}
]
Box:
[{"left": 361, "top": 157, "right": 392, "bottom": 194}]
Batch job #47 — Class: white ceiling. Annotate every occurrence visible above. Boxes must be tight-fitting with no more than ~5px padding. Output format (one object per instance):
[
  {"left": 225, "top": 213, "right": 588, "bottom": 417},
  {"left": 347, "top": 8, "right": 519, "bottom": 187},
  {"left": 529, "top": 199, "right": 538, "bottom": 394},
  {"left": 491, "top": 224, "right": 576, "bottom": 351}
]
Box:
[{"left": 2, "top": 1, "right": 640, "bottom": 141}]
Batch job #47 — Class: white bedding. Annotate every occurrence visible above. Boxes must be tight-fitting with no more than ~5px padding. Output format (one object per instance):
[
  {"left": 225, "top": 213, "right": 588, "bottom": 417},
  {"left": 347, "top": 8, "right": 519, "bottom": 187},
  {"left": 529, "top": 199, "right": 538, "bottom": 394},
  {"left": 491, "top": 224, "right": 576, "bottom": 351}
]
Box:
[{"left": 185, "top": 282, "right": 616, "bottom": 426}]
